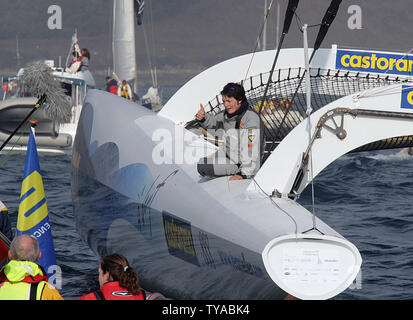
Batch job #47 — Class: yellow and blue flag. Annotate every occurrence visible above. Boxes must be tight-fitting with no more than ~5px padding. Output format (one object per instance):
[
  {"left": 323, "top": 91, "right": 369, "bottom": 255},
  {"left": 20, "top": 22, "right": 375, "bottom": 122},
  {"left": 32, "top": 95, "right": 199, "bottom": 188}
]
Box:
[{"left": 17, "top": 128, "right": 57, "bottom": 278}]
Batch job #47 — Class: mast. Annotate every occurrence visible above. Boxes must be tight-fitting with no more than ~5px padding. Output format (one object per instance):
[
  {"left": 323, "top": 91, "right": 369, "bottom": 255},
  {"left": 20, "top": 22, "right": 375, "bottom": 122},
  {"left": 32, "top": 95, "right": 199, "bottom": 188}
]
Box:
[
  {"left": 112, "top": 0, "right": 138, "bottom": 92},
  {"left": 275, "top": 1, "right": 280, "bottom": 49},
  {"left": 16, "top": 33, "right": 22, "bottom": 69},
  {"left": 263, "top": 0, "right": 267, "bottom": 51}
]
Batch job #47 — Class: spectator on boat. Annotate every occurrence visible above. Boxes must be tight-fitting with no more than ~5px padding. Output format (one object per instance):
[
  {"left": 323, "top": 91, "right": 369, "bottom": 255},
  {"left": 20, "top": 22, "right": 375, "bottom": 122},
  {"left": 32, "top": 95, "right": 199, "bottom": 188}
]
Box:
[
  {"left": 105, "top": 76, "right": 118, "bottom": 95},
  {"left": 117, "top": 80, "right": 133, "bottom": 101},
  {"left": 0, "top": 235, "right": 63, "bottom": 300},
  {"left": 0, "top": 201, "right": 12, "bottom": 243},
  {"left": 196, "top": 82, "right": 264, "bottom": 181},
  {"left": 78, "top": 253, "right": 145, "bottom": 300},
  {"left": 0, "top": 201, "right": 12, "bottom": 266},
  {"left": 79, "top": 48, "right": 90, "bottom": 71},
  {"left": 65, "top": 51, "right": 82, "bottom": 74}
]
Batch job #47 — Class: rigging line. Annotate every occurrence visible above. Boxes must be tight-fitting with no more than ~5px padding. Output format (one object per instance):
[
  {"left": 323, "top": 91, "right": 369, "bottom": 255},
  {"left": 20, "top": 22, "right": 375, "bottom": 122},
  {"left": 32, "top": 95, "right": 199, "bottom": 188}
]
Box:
[
  {"left": 355, "top": 48, "right": 413, "bottom": 99},
  {"left": 303, "top": 24, "right": 318, "bottom": 233},
  {"left": 269, "top": 0, "right": 342, "bottom": 152},
  {"left": 257, "top": 0, "right": 300, "bottom": 114},
  {"left": 380, "top": 47, "right": 413, "bottom": 77},
  {"left": 294, "top": 9, "right": 303, "bottom": 32},
  {"left": 107, "top": 0, "right": 114, "bottom": 75},
  {"left": 111, "top": 0, "right": 117, "bottom": 75},
  {"left": 294, "top": 12, "right": 323, "bottom": 32},
  {"left": 294, "top": 10, "right": 322, "bottom": 32},
  {"left": 355, "top": 82, "right": 411, "bottom": 99},
  {"left": 251, "top": 176, "right": 299, "bottom": 234},
  {"left": 141, "top": 21, "right": 156, "bottom": 88},
  {"left": 244, "top": 0, "right": 274, "bottom": 82},
  {"left": 0, "top": 121, "right": 31, "bottom": 168},
  {"left": 149, "top": 0, "right": 159, "bottom": 88}
]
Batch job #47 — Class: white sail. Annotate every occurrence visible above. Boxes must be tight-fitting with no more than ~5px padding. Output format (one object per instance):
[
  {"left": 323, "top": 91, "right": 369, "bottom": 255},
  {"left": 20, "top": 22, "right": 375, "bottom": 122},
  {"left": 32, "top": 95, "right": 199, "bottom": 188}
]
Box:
[{"left": 112, "top": 0, "right": 137, "bottom": 89}]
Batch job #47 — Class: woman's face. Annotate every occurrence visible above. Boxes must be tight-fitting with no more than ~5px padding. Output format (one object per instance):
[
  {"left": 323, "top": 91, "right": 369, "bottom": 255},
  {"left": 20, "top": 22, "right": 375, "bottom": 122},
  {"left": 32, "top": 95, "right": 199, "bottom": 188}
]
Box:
[
  {"left": 98, "top": 266, "right": 111, "bottom": 287},
  {"left": 222, "top": 95, "right": 242, "bottom": 114}
]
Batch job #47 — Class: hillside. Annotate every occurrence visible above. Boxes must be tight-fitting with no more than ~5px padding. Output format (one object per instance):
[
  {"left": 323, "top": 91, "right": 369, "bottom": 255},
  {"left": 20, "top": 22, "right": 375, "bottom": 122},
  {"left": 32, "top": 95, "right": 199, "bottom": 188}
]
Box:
[{"left": 0, "top": 0, "right": 411, "bottom": 87}]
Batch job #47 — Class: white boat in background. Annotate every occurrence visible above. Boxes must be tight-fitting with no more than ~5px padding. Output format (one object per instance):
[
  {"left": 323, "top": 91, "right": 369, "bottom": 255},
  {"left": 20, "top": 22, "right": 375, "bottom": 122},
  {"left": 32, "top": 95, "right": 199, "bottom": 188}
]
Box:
[
  {"left": 0, "top": 58, "right": 95, "bottom": 155},
  {"left": 112, "top": 0, "right": 162, "bottom": 112}
]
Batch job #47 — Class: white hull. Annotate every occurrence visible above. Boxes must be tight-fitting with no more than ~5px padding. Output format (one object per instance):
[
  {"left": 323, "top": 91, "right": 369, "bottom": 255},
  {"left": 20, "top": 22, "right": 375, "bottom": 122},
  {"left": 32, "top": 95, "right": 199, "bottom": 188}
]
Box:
[{"left": 72, "top": 90, "right": 359, "bottom": 299}]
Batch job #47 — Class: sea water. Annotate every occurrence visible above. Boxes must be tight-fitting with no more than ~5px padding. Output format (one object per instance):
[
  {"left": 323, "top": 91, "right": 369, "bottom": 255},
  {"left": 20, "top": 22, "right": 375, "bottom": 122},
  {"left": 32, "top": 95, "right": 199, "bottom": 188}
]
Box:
[{"left": 299, "top": 150, "right": 413, "bottom": 299}]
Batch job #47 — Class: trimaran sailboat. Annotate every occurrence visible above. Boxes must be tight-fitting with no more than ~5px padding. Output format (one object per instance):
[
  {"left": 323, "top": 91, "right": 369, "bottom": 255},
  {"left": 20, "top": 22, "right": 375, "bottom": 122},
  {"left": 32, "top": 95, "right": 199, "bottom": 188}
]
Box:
[{"left": 71, "top": 0, "right": 413, "bottom": 299}]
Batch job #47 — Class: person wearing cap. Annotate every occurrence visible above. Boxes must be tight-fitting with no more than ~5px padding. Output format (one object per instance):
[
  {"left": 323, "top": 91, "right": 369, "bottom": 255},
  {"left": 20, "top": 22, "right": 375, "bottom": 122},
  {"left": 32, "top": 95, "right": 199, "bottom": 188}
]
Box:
[{"left": 196, "top": 82, "right": 264, "bottom": 180}]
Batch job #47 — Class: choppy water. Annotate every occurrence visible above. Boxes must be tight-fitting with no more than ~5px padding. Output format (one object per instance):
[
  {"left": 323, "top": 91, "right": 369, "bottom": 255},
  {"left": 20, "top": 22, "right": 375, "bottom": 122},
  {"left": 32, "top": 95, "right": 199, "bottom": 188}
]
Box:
[
  {"left": 2, "top": 148, "right": 413, "bottom": 299},
  {"left": 1, "top": 85, "right": 413, "bottom": 299},
  {"left": 299, "top": 150, "right": 413, "bottom": 299},
  {"left": 0, "top": 153, "right": 100, "bottom": 299}
]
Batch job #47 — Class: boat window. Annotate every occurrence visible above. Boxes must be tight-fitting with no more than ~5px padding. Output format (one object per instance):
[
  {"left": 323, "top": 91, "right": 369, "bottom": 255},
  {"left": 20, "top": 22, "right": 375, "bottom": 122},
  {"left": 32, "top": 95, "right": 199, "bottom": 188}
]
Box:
[{"left": 1, "top": 76, "right": 33, "bottom": 100}]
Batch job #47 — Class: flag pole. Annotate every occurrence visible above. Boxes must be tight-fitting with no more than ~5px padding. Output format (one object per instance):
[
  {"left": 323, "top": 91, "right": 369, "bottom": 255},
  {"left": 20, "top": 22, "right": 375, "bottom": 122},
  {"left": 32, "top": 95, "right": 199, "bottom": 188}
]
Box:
[{"left": 29, "top": 119, "right": 38, "bottom": 136}]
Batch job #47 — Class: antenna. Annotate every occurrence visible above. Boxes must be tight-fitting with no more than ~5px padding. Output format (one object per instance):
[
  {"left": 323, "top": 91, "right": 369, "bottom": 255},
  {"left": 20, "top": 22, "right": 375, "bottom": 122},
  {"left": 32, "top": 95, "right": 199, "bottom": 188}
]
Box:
[{"left": 302, "top": 24, "right": 322, "bottom": 235}]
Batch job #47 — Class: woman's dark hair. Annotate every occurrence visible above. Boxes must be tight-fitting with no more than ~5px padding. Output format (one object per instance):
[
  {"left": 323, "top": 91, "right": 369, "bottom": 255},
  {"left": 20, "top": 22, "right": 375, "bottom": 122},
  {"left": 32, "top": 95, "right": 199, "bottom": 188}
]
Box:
[
  {"left": 81, "top": 48, "right": 91, "bottom": 59},
  {"left": 100, "top": 253, "right": 140, "bottom": 295},
  {"left": 220, "top": 82, "right": 247, "bottom": 103}
]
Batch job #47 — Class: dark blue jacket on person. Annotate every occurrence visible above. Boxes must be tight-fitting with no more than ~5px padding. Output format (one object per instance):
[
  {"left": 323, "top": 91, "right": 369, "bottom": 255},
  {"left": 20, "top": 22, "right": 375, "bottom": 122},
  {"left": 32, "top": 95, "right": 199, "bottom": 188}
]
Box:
[{"left": 0, "top": 201, "right": 12, "bottom": 241}]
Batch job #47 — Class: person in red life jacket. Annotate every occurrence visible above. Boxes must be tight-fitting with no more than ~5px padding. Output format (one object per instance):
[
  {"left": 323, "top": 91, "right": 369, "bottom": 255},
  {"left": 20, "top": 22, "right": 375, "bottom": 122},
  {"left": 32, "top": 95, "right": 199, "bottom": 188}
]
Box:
[
  {"left": 65, "top": 51, "right": 82, "bottom": 74},
  {"left": 0, "top": 235, "right": 63, "bottom": 300},
  {"left": 105, "top": 76, "right": 118, "bottom": 95},
  {"left": 78, "top": 253, "right": 144, "bottom": 300}
]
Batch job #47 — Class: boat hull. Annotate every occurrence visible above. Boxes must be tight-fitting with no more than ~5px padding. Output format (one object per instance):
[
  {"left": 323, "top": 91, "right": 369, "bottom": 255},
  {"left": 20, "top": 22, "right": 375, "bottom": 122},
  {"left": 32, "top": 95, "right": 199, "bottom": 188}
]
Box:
[
  {"left": 71, "top": 89, "right": 363, "bottom": 300},
  {"left": 73, "top": 169, "right": 288, "bottom": 299},
  {"left": 71, "top": 90, "right": 294, "bottom": 299}
]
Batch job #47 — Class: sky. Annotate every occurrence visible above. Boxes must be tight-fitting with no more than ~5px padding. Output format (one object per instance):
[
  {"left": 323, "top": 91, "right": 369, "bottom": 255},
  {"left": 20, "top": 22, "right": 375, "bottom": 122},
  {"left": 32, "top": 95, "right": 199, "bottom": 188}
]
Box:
[{"left": 0, "top": 0, "right": 411, "bottom": 87}]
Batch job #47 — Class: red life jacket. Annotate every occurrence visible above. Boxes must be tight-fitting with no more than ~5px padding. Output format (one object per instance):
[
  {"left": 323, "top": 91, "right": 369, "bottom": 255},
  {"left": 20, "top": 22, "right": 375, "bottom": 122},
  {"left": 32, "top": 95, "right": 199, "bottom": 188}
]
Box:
[
  {"left": 109, "top": 85, "right": 118, "bottom": 95},
  {"left": 79, "top": 281, "right": 144, "bottom": 300},
  {"left": 67, "top": 57, "right": 82, "bottom": 73}
]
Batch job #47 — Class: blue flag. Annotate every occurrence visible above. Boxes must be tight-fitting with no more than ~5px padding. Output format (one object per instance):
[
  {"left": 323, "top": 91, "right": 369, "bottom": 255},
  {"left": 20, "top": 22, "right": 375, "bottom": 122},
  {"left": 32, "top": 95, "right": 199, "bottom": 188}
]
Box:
[{"left": 17, "top": 128, "right": 57, "bottom": 278}]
